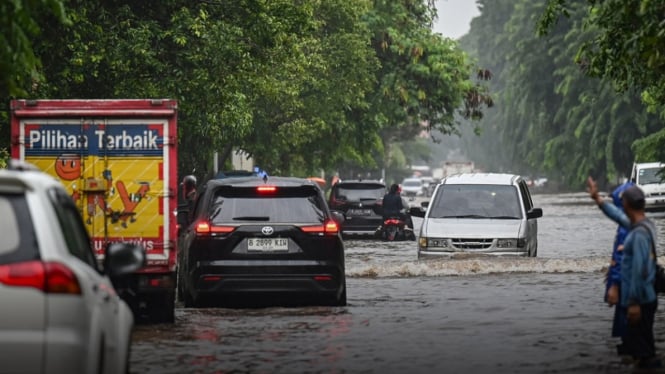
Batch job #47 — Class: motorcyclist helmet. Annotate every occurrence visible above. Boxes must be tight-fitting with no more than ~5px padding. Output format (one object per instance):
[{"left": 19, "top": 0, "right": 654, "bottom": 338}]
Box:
[
  {"left": 389, "top": 183, "right": 400, "bottom": 194},
  {"left": 181, "top": 175, "right": 197, "bottom": 189}
]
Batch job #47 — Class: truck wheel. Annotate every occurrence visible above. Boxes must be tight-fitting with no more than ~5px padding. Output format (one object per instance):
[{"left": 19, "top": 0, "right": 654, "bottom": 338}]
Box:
[
  {"left": 148, "top": 291, "right": 175, "bottom": 324},
  {"left": 176, "top": 267, "right": 184, "bottom": 303}
]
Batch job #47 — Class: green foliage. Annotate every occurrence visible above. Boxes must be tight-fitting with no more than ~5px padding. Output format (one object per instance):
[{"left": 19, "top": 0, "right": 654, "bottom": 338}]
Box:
[
  {"left": 455, "top": 0, "right": 663, "bottom": 190},
  {"left": 2, "top": 0, "right": 487, "bottom": 179},
  {"left": 0, "top": 0, "right": 69, "bottom": 98},
  {"left": 537, "top": 0, "right": 665, "bottom": 175}
]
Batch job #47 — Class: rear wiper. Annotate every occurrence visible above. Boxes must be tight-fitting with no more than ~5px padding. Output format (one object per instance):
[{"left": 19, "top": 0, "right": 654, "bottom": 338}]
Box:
[{"left": 232, "top": 216, "right": 270, "bottom": 221}]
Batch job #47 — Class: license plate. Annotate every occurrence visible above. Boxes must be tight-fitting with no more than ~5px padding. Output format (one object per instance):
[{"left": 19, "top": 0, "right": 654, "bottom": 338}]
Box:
[
  {"left": 348, "top": 209, "right": 372, "bottom": 216},
  {"left": 247, "top": 238, "right": 288, "bottom": 251}
]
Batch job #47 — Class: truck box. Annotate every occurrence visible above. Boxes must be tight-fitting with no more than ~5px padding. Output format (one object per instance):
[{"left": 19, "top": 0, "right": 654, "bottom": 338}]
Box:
[{"left": 10, "top": 99, "right": 178, "bottom": 323}]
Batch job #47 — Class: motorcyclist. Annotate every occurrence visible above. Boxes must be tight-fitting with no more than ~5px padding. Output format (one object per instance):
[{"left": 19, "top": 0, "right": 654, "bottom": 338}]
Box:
[
  {"left": 181, "top": 175, "right": 197, "bottom": 216},
  {"left": 382, "top": 183, "right": 414, "bottom": 230}
]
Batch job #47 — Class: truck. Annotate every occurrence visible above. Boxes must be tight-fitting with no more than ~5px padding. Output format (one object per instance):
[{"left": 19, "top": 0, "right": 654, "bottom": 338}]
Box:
[
  {"left": 441, "top": 161, "right": 475, "bottom": 177},
  {"left": 10, "top": 99, "right": 178, "bottom": 323},
  {"left": 630, "top": 162, "right": 665, "bottom": 212}
]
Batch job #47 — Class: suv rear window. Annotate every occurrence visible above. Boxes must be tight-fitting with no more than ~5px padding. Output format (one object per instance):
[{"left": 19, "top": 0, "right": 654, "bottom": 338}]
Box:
[
  {"left": 332, "top": 184, "right": 385, "bottom": 201},
  {"left": 210, "top": 186, "right": 326, "bottom": 223},
  {"left": 0, "top": 193, "right": 39, "bottom": 264}
]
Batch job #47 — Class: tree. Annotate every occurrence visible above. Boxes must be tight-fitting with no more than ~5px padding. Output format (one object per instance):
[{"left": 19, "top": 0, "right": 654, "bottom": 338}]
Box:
[
  {"left": 538, "top": 0, "right": 665, "bottom": 165},
  {"left": 0, "top": 0, "right": 69, "bottom": 166}
]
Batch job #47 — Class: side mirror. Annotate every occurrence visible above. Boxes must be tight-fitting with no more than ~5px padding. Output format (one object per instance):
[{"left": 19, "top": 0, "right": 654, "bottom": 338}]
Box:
[
  {"left": 527, "top": 207, "right": 543, "bottom": 219},
  {"left": 330, "top": 210, "right": 345, "bottom": 224},
  {"left": 409, "top": 206, "right": 426, "bottom": 218},
  {"left": 421, "top": 201, "right": 429, "bottom": 208},
  {"left": 103, "top": 242, "right": 146, "bottom": 278}
]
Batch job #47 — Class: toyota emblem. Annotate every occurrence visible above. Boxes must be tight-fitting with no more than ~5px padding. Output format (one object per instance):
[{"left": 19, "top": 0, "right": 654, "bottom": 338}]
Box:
[{"left": 261, "top": 226, "right": 274, "bottom": 235}]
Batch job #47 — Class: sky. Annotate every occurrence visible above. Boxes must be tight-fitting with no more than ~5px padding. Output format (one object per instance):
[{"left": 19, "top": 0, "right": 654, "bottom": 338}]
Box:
[{"left": 432, "top": 0, "right": 481, "bottom": 39}]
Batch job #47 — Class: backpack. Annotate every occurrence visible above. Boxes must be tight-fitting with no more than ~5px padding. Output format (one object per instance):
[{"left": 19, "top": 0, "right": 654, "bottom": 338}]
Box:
[{"left": 634, "top": 220, "right": 665, "bottom": 294}]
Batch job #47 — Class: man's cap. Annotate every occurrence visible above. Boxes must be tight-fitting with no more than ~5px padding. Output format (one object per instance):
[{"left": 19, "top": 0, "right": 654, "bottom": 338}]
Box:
[{"left": 621, "top": 185, "right": 645, "bottom": 209}]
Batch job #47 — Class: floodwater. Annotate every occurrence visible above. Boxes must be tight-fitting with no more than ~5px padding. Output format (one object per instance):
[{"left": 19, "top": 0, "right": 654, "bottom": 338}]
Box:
[{"left": 130, "top": 193, "right": 665, "bottom": 373}]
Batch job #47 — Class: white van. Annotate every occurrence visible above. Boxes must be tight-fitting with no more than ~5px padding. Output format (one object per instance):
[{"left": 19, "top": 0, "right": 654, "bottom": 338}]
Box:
[
  {"left": 411, "top": 173, "right": 543, "bottom": 258},
  {"left": 630, "top": 162, "right": 665, "bottom": 212}
]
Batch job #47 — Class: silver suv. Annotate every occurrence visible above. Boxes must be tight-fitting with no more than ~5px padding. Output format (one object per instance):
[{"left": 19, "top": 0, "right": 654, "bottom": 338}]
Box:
[
  {"left": 412, "top": 173, "right": 543, "bottom": 258},
  {"left": 0, "top": 160, "right": 145, "bottom": 373}
]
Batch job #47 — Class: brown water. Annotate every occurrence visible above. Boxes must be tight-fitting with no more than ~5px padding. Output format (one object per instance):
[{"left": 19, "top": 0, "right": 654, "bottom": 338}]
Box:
[{"left": 130, "top": 193, "right": 665, "bottom": 373}]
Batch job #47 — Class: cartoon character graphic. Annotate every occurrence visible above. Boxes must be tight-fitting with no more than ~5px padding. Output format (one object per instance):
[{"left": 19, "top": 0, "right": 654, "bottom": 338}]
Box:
[
  {"left": 55, "top": 153, "right": 82, "bottom": 181},
  {"left": 107, "top": 181, "right": 150, "bottom": 228}
]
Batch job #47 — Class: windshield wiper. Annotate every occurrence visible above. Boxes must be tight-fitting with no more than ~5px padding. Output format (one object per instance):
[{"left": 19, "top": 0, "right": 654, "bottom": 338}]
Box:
[
  {"left": 232, "top": 216, "right": 270, "bottom": 221},
  {"left": 449, "top": 214, "right": 488, "bottom": 219},
  {"left": 430, "top": 214, "right": 487, "bottom": 219},
  {"left": 488, "top": 215, "right": 519, "bottom": 219}
]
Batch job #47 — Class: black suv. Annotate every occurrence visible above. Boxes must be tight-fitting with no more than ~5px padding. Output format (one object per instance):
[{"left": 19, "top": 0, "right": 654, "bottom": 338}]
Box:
[
  {"left": 178, "top": 176, "right": 346, "bottom": 307},
  {"left": 328, "top": 179, "right": 386, "bottom": 237}
]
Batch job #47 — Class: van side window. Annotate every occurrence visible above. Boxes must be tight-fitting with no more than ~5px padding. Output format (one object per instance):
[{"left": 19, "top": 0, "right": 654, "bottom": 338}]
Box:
[{"left": 518, "top": 181, "right": 533, "bottom": 212}]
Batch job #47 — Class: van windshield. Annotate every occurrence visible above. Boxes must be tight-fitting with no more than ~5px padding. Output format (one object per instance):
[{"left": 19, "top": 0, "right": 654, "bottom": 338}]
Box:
[
  {"left": 637, "top": 167, "right": 664, "bottom": 185},
  {"left": 429, "top": 184, "right": 522, "bottom": 219}
]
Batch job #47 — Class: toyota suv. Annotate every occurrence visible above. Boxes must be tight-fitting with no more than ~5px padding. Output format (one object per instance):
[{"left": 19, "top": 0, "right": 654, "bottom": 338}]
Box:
[
  {"left": 178, "top": 176, "right": 346, "bottom": 307},
  {"left": 411, "top": 173, "right": 542, "bottom": 258},
  {"left": 328, "top": 179, "right": 386, "bottom": 237},
  {"left": 0, "top": 160, "right": 145, "bottom": 373}
]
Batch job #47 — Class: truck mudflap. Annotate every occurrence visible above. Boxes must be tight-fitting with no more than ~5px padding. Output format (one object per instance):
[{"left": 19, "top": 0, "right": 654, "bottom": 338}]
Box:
[{"left": 113, "top": 267, "right": 176, "bottom": 324}]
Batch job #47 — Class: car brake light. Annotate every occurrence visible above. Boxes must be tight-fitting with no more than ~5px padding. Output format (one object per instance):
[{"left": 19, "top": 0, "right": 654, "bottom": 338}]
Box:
[
  {"left": 44, "top": 262, "right": 82, "bottom": 294},
  {"left": 300, "top": 220, "right": 339, "bottom": 235},
  {"left": 257, "top": 186, "right": 276, "bottom": 193},
  {"left": 0, "top": 261, "right": 81, "bottom": 294},
  {"left": 195, "top": 221, "right": 235, "bottom": 235},
  {"left": 384, "top": 219, "right": 401, "bottom": 225}
]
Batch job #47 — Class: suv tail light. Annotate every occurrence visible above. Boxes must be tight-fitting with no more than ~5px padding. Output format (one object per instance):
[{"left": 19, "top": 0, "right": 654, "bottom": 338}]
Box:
[
  {"left": 195, "top": 221, "right": 236, "bottom": 235},
  {"left": 0, "top": 261, "right": 81, "bottom": 294},
  {"left": 300, "top": 219, "right": 339, "bottom": 235},
  {"left": 257, "top": 186, "right": 276, "bottom": 193}
]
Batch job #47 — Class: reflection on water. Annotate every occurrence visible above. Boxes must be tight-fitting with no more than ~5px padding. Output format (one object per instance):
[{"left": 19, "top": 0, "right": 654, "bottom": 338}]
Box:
[{"left": 131, "top": 192, "right": 665, "bottom": 373}]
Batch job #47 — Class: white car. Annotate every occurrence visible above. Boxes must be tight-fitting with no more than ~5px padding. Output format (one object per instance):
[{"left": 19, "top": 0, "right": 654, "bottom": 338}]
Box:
[
  {"left": 0, "top": 160, "right": 145, "bottom": 374},
  {"left": 401, "top": 177, "right": 425, "bottom": 197},
  {"left": 411, "top": 173, "right": 543, "bottom": 258}
]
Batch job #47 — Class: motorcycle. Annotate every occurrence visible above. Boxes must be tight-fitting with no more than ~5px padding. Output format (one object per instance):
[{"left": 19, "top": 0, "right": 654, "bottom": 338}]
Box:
[{"left": 375, "top": 216, "right": 416, "bottom": 241}]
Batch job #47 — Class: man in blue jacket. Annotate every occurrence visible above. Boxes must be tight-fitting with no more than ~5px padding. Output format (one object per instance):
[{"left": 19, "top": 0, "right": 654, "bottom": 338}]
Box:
[
  {"left": 588, "top": 177, "right": 660, "bottom": 369},
  {"left": 605, "top": 182, "right": 633, "bottom": 354}
]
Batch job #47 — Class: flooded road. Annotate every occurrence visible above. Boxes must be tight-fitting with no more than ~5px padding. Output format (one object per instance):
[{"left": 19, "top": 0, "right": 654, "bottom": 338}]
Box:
[{"left": 130, "top": 193, "right": 665, "bottom": 373}]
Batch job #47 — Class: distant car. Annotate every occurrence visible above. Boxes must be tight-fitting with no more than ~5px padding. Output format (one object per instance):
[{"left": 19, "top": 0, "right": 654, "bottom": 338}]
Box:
[
  {"left": 420, "top": 176, "right": 435, "bottom": 197},
  {"left": 328, "top": 179, "right": 386, "bottom": 237},
  {"left": 401, "top": 177, "right": 425, "bottom": 197},
  {"left": 412, "top": 173, "right": 543, "bottom": 258},
  {"left": 178, "top": 176, "right": 346, "bottom": 307},
  {"left": 0, "top": 160, "right": 146, "bottom": 374}
]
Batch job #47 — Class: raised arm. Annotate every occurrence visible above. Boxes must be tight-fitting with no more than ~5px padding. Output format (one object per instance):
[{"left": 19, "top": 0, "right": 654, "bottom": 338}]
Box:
[{"left": 587, "top": 176, "right": 631, "bottom": 229}]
